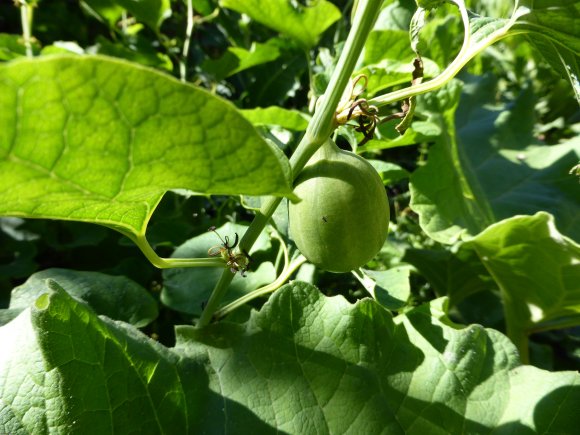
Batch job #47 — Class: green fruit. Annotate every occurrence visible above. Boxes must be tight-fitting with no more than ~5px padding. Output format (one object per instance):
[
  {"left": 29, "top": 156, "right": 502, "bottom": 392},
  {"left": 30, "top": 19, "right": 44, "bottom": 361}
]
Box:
[{"left": 289, "top": 139, "right": 390, "bottom": 273}]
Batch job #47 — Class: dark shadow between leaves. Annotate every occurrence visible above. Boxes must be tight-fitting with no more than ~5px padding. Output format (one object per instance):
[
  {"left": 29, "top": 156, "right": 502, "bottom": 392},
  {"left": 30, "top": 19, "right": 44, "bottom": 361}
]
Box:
[{"left": 533, "top": 384, "right": 580, "bottom": 433}]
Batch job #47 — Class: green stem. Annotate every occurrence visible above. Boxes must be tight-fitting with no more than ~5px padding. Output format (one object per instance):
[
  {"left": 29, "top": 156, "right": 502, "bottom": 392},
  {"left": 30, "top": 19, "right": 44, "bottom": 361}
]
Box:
[
  {"left": 133, "top": 234, "right": 225, "bottom": 269},
  {"left": 19, "top": 0, "right": 34, "bottom": 58},
  {"left": 504, "top": 301, "right": 530, "bottom": 365},
  {"left": 180, "top": 0, "right": 194, "bottom": 81},
  {"left": 366, "top": 1, "right": 525, "bottom": 109},
  {"left": 214, "top": 255, "right": 307, "bottom": 321},
  {"left": 197, "top": 0, "right": 384, "bottom": 328}
]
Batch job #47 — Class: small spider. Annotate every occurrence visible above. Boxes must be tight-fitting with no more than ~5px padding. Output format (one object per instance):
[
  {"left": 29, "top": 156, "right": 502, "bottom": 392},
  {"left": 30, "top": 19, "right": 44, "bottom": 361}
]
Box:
[{"left": 207, "top": 226, "right": 251, "bottom": 276}]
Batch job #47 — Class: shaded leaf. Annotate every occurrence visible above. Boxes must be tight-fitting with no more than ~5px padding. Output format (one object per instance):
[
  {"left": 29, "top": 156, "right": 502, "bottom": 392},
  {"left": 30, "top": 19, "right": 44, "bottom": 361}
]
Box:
[
  {"left": 410, "top": 76, "right": 580, "bottom": 244},
  {"left": 2, "top": 281, "right": 580, "bottom": 433},
  {"left": 92, "top": 36, "right": 173, "bottom": 71},
  {"left": 403, "top": 247, "right": 492, "bottom": 304},
  {"left": 203, "top": 41, "right": 281, "bottom": 79},
  {"left": 355, "top": 266, "right": 411, "bottom": 310},
  {"left": 367, "top": 160, "right": 410, "bottom": 184},
  {"left": 513, "top": 0, "right": 580, "bottom": 102},
  {"left": 6, "top": 268, "right": 158, "bottom": 327},
  {"left": 244, "top": 48, "right": 308, "bottom": 107},
  {"left": 179, "top": 283, "right": 580, "bottom": 433}
]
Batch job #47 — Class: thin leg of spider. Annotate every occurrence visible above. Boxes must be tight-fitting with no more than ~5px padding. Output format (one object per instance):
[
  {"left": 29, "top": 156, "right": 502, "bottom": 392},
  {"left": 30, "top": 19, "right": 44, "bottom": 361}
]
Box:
[
  {"left": 347, "top": 98, "right": 369, "bottom": 121},
  {"left": 379, "top": 111, "right": 406, "bottom": 125}
]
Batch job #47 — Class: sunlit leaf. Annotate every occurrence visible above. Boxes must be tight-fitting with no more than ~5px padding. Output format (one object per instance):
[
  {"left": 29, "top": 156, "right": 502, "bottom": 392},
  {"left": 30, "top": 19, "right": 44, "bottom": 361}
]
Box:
[
  {"left": 463, "top": 212, "right": 580, "bottom": 334},
  {"left": 0, "top": 56, "right": 293, "bottom": 238}
]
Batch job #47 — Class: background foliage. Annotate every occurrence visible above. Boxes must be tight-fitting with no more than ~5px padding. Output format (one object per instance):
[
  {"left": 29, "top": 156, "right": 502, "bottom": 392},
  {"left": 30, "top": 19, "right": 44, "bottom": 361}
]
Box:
[{"left": 1, "top": 0, "right": 579, "bottom": 433}]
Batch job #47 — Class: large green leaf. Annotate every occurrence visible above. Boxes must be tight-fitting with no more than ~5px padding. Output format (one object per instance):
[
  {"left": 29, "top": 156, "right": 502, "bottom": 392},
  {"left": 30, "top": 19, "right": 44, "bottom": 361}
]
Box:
[
  {"left": 219, "top": 0, "right": 341, "bottom": 48},
  {"left": 463, "top": 212, "right": 580, "bottom": 335},
  {"left": 0, "top": 281, "right": 199, "bottom": 434},
  {"left": 0, "top": 56, "right": 293, "bottom": 238},
  {"left": 3, "top": 268, "right": 158, "bottom": 327},
  {"left": 410, "top": 76, "right": 580, "bottom": 244},
  {"left": 2, "top": 280, "right": 580, "bottom": 433}
]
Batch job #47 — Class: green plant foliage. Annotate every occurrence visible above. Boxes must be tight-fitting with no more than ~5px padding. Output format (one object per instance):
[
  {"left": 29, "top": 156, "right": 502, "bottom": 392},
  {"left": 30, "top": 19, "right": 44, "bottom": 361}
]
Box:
[
  {"left": 1, "top": 0, "right": 580, "bottom": 431},
  {"left": 0, "top": 56, "right": 293, "bottom": 237},
  {"left": 161, "top": 222, "right": 276, "bottom": 315},
  {"left": 355, "top": 266, "right": 411, "bottom": 310},
  {"left": 356, "top": 29, "right": 440, "bottom": 96},
  {"left": 241, "top": 107, "right": 310, "bottom": 131},
  {"left": 83, "top": 0, "right": 171, "bottom": 30},
  {"left": 514, "top": 0, "right": 580, "bottom": 102},
  {"left": 410, "top": 77, "right": 580, "bottom": 244},
  {"left": 2, "top": 281, "right": 579, "bottom": 433},
  {"left": 0, "top": 34, "right": 40, "bottom": 60},
  {"left": 3, "top": 268, "right": 158, "bottom": 327},
  {"left": 463, "top": 212, "right": 580, "bottom": 334},
  {"left": 220, "top": 0, "right": 341, "bottom": 48},
  {"left": 403, "top": 246, "right": 492, "bottom": 305},
  {"left": 202, "top": 41, "right": 282, "bottom": 79},
  {"left": 360, "top": 120, "right": 441, "bottom": 150}
]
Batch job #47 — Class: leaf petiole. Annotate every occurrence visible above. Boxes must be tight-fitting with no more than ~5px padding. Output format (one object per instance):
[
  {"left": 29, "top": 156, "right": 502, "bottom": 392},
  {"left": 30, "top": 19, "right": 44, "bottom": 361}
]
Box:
[{"left": 132, "top": 233, "right": 226, "bottom": 269}]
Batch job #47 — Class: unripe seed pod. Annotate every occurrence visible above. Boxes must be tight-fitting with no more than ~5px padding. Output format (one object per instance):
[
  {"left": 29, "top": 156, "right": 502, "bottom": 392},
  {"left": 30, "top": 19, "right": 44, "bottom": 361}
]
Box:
[{"left": 289, "top": 139, "right": 390, "bottom": 273}]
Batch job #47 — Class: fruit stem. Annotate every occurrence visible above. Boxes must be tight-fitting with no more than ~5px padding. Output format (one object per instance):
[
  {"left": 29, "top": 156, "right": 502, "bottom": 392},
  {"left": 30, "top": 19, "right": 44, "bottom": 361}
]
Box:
[
  {"left": 213, "top": 254, "right": 307, "bottom": 321},
  {"left": 197, "top": 0, "right": 384, "bottom": 328}
]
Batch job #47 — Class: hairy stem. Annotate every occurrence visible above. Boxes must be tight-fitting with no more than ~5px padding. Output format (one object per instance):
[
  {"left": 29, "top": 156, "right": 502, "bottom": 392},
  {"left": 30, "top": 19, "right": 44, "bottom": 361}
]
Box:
[{"left": 197, "top": 0, "right": 384, "bottom": 327}]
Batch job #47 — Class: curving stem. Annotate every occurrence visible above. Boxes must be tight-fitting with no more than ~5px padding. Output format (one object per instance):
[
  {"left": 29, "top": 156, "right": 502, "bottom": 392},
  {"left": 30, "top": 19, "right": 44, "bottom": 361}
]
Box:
[{"left": 196, "top": 0, "right": 385, "bottom": 328}]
